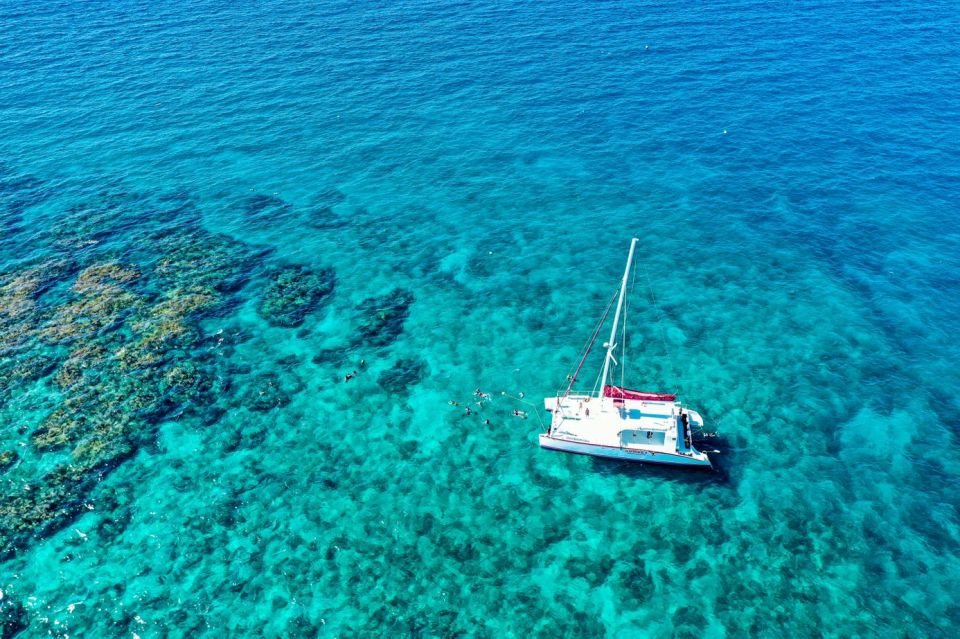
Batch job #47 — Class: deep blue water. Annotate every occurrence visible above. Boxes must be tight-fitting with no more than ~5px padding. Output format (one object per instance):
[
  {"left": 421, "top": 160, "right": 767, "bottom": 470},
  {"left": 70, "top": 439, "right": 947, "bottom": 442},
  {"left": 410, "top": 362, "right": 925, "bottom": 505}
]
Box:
[{"left": 1, "top": 0, "right": 959, "bottom": 636}]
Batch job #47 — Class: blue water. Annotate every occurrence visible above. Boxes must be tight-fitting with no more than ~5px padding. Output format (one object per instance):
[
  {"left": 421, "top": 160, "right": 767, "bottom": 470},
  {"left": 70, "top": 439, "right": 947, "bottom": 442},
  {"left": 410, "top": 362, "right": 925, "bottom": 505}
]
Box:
[{"left": 1, "top": 0, "right": 959, "bottom": 636}]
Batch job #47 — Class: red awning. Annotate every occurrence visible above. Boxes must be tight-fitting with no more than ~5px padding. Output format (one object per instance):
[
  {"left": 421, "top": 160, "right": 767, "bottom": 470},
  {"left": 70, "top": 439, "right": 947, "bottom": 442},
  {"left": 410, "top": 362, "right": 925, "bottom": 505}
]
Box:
[{"left": 603, "top": 385, "right": 676, "bottom": 402}]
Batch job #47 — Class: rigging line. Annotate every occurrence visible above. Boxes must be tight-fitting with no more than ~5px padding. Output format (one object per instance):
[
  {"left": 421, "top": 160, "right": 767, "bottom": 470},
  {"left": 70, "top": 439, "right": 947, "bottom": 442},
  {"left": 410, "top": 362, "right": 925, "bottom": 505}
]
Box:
[
  {"left": 590, "top": 365, "right": 603, "bottom": 399},
  {"left": 560, "top": 286, "right": 616, "bottom": 388},
  {"left": 500, "top": 392, "right": 546, "bottom": 430},
  {"left": 562, "top": 286, "right": 620, "bottom": 403}
]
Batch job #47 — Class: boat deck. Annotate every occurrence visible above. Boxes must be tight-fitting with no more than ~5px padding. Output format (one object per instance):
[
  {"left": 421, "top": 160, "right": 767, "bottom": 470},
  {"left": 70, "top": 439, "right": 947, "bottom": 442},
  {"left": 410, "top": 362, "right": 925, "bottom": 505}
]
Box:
[{"left": 542, "top": 394, "right": 709, "bottom": 466}]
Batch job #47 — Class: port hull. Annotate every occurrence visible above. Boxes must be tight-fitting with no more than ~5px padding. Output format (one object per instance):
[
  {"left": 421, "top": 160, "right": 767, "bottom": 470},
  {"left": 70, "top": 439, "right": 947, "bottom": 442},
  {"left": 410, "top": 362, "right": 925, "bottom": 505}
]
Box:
[{"left": 539, "top": 433, "right": 713, "bottom": 468}]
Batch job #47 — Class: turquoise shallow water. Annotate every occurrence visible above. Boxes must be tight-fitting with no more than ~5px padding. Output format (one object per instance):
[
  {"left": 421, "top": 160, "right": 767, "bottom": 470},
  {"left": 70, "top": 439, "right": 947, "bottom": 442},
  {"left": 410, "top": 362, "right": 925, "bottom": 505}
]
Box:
[{"left": 2, "top": 0, "right": 960, "bottom": 636}]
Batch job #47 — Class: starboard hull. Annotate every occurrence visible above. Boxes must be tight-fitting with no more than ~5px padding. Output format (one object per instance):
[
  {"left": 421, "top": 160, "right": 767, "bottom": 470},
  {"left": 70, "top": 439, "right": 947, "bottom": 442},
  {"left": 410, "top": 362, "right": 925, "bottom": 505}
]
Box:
[{"left": 539, "top": 434, "right": 713, "bottom": 468}]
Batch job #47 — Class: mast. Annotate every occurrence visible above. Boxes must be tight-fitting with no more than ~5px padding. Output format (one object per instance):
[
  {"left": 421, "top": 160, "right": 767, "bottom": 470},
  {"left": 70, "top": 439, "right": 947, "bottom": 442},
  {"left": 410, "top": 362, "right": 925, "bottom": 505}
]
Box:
[{"left": 598, "top": 237, "right": 639, "bottom": 397}]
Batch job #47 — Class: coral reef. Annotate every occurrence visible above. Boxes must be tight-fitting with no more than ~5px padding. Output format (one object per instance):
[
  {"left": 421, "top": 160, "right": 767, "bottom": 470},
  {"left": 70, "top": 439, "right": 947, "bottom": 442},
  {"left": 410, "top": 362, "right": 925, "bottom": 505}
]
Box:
[
  {"left": 0, "top": 354, "right": 58, "bottom": 407},
  {"left": 54, "top": 343, "right": 109, "bottom": 390},
  {"left": 8, "top": 354, "right": 58, "bottom": 382},
  {"left": 306, "top": 205, "right": 344, "bottom": 229},
  {"left": 38, "top": 262, "right": 145, "bottom": 344},
  {"left": 30, "top": 407, "right": 87, "bottom": 451},
  {"left": 0, "top": 451, "right": 17, "bottom": 474},
  {"left": 242, "top": 371, "right": 296, "bottom": 411},
  {"left": 72, "top": 262, "right": 141, "bottom": 294},
  {"left": 315, "top": 187, "right": 347, "bottom": 207},
  {"left": 311, "top": 347, "right": 349, "bottom": 366},
  {"left": 0, "top": 211, "right": 263, "bottom": 559},
  {"left": 377, "top": 357, "right": 428, "bottom": 394},
  {"left": 0, "top": 595, "right": 28, "bottom": 638},
  {"left": 154, "top": 228, "right": 266, "bottom": 294},
  {"left": 0, "top": 258, "right": 74, "bottom": 353},
  {"left": 243, "top": 194, "right": 293, "bottom": 225},
  {"left": 0, "top": 168, "right": 50, "bottom": 214},
  {"left": 257, "top": 264, "right": 335, "bottom": 327},
  {"left": 304, "top": 187, "right": 347, "bottom": 228},
  {"left": 353, "top": 288, "right": 414, "bottom": 347}
]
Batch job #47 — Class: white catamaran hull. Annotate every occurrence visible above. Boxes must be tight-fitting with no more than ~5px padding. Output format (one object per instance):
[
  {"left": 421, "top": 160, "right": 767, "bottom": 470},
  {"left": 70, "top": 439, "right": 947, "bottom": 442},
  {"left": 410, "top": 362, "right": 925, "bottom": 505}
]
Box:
[
  {"left": 539, "top": 237, "right": 716, "bottom": 470},
  {"left": 538, "top": 433, "right": 712, "bottom": 468}
]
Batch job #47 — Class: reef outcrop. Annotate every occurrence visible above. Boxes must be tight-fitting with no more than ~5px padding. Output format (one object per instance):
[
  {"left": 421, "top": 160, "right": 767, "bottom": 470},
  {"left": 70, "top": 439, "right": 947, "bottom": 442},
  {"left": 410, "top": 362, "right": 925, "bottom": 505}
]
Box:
[
  {"left": 378, "top": 357, "right": 428, "bottom": 394},
  {"left": 353, "top": 288, "right": 414, "bottom": 347},
  {"left": 257, "top": 265, "right": 335, "bottom": 328},
  {"left": 0, "top": 195, "right": 266, "bottom": 559}
]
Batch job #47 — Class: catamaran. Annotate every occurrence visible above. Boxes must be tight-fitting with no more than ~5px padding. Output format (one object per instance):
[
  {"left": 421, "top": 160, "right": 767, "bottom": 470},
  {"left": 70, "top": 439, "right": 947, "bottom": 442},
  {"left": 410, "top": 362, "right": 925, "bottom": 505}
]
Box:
[{"left": 540, "top": 238, "right": 713, "bottom": 468}]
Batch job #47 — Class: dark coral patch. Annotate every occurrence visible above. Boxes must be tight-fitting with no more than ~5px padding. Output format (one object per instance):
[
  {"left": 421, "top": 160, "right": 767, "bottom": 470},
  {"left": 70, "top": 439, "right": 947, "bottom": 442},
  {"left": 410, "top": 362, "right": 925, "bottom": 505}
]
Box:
[
  {"left": 0, "top": 451, "right": 18, "bottom": 474},
  {"left": 31, "top": 407, "right": 88, "bottom": 451},
  {"left": 243, "top": 371, "right": 294, "bottom": 411},
  {"left": 315, "top": 187, "right": 347, "bottom": 207},
  {"left": 0, "top": 461, "right": 108, "bottom": 558},
  {"left": 304, "top": 188, "right": 351, "bottom": 229},
  {"left": 258, "top": 265, "right": 335, "bottom": 328},
  {"left": 378, "top": 357, "right": 428, "bottom": 394},
  {"left": 0, "top": 167, "right": 53, "bottom": 239},
  {"left": 153, "top": 228, "right": 267, "bottom": 295},
  {"left": 306, "top": 205, "right": 348, "bottom": 230},
  {"left": 311, "top": 347, "right": 349, "bottom": 366},
  {"left": 14, "top": 354, "right": 58, "bottom": 381},
  {"left": 54, "top": 344, "right": 110, "bottom": 390},
  {"left": 0, "top": 595, "right": 29, "bottom": 638},
  {"left": 354, "top": 288, "right": 414, "bottom": 347},
  {"left": 0, "top": 354, "right": 58, "bottom": 407},
  {"left": 0, "top": 258, "right": 76, "bottom": 354},
  {"left": 160, "top": 360, "right": 223, "bottom": 408},
  {"left": 38, "top": 262, "right": 145, "bottom": 345},
  {"left": 243, "top": 194, "right": 293, "bottom": 224}
]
